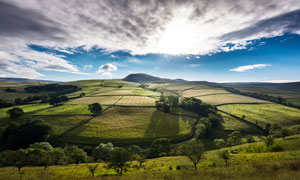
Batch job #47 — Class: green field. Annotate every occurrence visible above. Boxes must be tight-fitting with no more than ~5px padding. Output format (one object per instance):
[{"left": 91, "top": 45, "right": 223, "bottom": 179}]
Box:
[
  {"left": 32, "top": 115, "right": 92, "bottom": 136},
  {"left": 196, "top": 93, "right": 271, "bottom": 105},
  {"left": 182, "top": 89, "right": 229, "bottom": 97},
  {"left": 60, "top": 107, "right": 196, "bottom": 145},
  {"left": 220, "top": 112, "right": 262, "bottom": 134},
  {"left": 68, "top": 96, "right": 122, "bottom": 105},
  {"left": 218, "top": 104, "right": 300, "bottom": 127},
  {"left": 116, "top": 96, "right": 156, "bottom": 106},
  {"left": 287, "top": 98, "right": 300, "bottom": 106},
  {"left": 32, "top": 104, "right": 96, "bottom": 115},
  {"left": 0, "top": 103, "right": 51, "bottom": 118}
]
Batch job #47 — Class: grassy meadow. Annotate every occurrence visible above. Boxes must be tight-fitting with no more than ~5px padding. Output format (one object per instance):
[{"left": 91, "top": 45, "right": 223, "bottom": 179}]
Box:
[{"left": 218, "top": 104, "right": 300, "bottom": 127}]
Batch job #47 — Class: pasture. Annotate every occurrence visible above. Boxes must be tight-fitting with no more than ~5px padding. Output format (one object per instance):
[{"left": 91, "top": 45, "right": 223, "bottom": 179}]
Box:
[
  {"left": 67, "top": 96, "right": 122, "bottom": 105},
  {"left": 0, "top": 103, "right": 51, "bottom": 118},
  {"left": 182, "top": 89, "right": 229, "bottom": 97},
  {"left": 218, "top": 104, "right": 300, "bottom": 127},
  {"left": 32, "top": 104, "right": 95, "bottom": 115},
  {"left": 116, "top": 96, "right": 156, "bottom": 106},
  {"left": 60, "top": 107, "right": 196, "bottom": 145},
  {"left": 196, "top": 93, "right": 271, "bottom": 105},
  {"left": 287, "top": 98, "right": 300, "bottom": 106}
]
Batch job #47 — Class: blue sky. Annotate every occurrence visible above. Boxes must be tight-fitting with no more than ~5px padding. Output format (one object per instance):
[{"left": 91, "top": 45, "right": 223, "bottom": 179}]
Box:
[
  {"left": 29, "top": 34, "right": 300, "bottom": 82},
  {"left": 1, "top": 0, "right": 300, "bottom": 82}
]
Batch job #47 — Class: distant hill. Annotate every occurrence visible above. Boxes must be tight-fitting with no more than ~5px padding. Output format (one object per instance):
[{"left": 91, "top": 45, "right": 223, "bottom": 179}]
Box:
[
  {"left": 123, "top": 73, "right": 180, "bottom": 83},
  {"left": 0, "top": 77, "right": 58, "bottom": 83},
  {"left": 224, "top": 82, "right": 300, "bottom": 92}
]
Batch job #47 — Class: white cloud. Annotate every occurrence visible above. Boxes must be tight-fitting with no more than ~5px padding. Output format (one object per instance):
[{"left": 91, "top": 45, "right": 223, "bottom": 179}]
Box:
[
  {"left": 96, "top": 63, "right": 117, "bottom": 76},
  {"left": 230, "top": 64, "right": 271, "bottom": 72},
  {"left": 83, "top": 64, "right": 93, "bottom": 70},
  {"left": 128, "top": 58, "right": 141, "bottom": 63},
  {"left": 190, "top": 64, "right": 201, "bottom": 67}
]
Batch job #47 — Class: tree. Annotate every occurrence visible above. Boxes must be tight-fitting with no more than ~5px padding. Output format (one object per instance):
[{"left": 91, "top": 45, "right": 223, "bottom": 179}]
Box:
[
  {"left": 246, "top": 135, "right": 255, "bottom": 143},
  {"left": 49, "top": 95, "right": 62, "bottom": 106},
  {"left": 6, "top": 107, "right": 24, "bottom": 119},
  {"left": 88, "top": 103, "right": 103, "bottom": 116},
  {"left": 49, "top": 148, "right": 67, "bottom": 165},
  {"left": 135, "top": 154, "right": 146, "bottom": 168},
  {"left": 180, "top": 142, "right": 205, "bottom": 169},
  {"left": 2, "top": 119, "right": 52, "bottom": 149},
  {"left": 92, "top": 143, "right": 113, "bottom": 162},
  {"left": 106, "top": 147, "right": 132, "bottom": 175},
  {"left": 60, "top": 96, "right": 69, "bottom": 103},
  {"left": 265, "top": 136, "right": 274, "bottom": 147},
  {"left": 15, "top": 98, "right": 23, "bottom": 105},
  {"left": 13, "top": 149, "right": 28, "bottom": 171},
  {"left": 279, "top": 128, "right": 290, "bottom": 139},
  {"left": 80, "top": 93, "right": 86, "bottom": 97},
  {"left": 218, "top": 150, "right": 231, "bottom": 167},
  {"left": 150, "top": 138, "right": 171, "bottom": 157},
  {"left": 29, "top": 142, "right": 53, "bottom": 151},
  {"left": 128, "top": 145, "right": 142, "bottom": 156},
  {"left": 64, "top": 146, "right": 87, "bottom": 165},
  {"left": 168, "top": 95, "right": 179, "bottom": 107},
  {"left": 87, "top": 164, "right": 99, "bottom": 177},
  {"left": 214, "top": 139, "right": 225, "bottom": 149},
  {"left": 40, "top": 95, "right": 49, "bottom": 103},
  {"left": 226, "top": 131, "right": 242, "bottom": 147}
]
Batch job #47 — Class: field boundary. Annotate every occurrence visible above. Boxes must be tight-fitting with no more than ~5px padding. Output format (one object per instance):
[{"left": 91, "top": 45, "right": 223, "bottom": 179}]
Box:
[{"left": 217, "top": 109, "right": 265, "bottom": 134}]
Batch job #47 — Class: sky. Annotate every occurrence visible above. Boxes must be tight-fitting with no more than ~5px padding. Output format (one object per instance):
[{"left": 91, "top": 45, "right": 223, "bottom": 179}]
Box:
[{"left": 1, "top": 0, "right": 300, "bottom": 82}]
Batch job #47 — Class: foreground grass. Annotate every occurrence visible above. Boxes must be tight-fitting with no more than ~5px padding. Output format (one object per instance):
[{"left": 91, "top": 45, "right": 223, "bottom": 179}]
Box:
[
  {"left": 218, "top": 104, "right": 300, "bottom": 127},
  {"left": 1, "top": 136, "right": 300, "bottom": 180}
]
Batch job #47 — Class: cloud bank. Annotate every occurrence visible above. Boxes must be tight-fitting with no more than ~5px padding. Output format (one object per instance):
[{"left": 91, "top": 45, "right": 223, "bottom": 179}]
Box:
[
  {"left": 0, "top": 0, "right": 300, "bottom": 78},
  {"left": 230, "top": 64, "right": 271, "bottom": 72}
]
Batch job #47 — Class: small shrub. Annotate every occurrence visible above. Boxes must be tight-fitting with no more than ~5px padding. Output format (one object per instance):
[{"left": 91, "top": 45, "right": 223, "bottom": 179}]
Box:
[
  {"left": 176, "top": 165, "right": 181, "bottom": 170},
  {"left": 269, "top": 144, "right": 283, "bottom": 152}
]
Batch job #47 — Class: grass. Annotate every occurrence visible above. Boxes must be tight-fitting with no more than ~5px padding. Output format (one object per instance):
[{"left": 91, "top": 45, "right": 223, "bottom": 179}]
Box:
[
  {"left": 182, "top": 89, "right": 229, "bottom": 97},
  {"left": 115, "top": 96, "right": 156, "bottom": 106},
  {"left": 1, "top": 136, "right": 300, "bottom": 179},
  {"left": 67, "top": 96, "right": 122, "bottom": 105},
  {"left": 31, "top": 115, "right": 92, "bottom": 136},
  {"left": 32, "top": 104, "right": 100, "bottom": 115},
  {"left": 170, "top": 107, "right": 198, "bottom": 118},
  {"left": 60, "top": 107, "right": 196, "bottom": 145},
  {"left": 220, "top": 112, "right": 262, "bottom": 134},
  {"left": 218, "top": 104, "right": 300, "bottom": 127},
  {"left": 132, "top": 88, "right": 161, "bottom": 97},
  {"left": 196, "top": 93, "right": 271, "bottom": 105},
  {"left": 0, "top": 103, "right": 51, "bottom": 118},
  {"left": 99, "top": 89, "right": 135, "bottom": 96},
  {"left": 287, "top": 98, "right": 300, "bottom": 106}
]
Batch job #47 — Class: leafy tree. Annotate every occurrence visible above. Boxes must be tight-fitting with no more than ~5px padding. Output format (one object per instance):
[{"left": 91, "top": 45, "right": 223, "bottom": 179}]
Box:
[
  {"left": 15, "top": 98, "right": 23, "bottom": 105},
  {"left": 168, "top": 95, "right": 179, "bottom": 107},
  {"left": 134, "top": 154, "right": 146, "bottom": 168},
  {"left": 29, "top": 142, "right": 53, "bottom": 151},
  {"left": 106, "top": 147, "right": 132, "bottom": 175},
  {"left": 246, "top": 135, "right": 255, "bottom": 143},
  {"left": 49, "top": 147, "right": 67, "bottom": 165},
  {"left": 88, "top": 103, "right": 103, "bottom": 116},
  {"left": 40, "top": 94, "right": 49, "bottom": 103},
  {"left": 80, "top": 92, "right": 86, "bottom": 97},
  {"left": 214, "top": 139, "right": 225, "bottom": 148},
  {"left": 180, "top": 141, "right": 205, "bottom": 169},
  {"left": 60, "top": 95, "right": 69, "bottom": 103},
  {"left": 92, "top": 142, "right": 113, "bottom": 162},
  {"left": 49, "top": 95, "right": 62, "bottom": 106},
  {"left": 64, "top": 146, "right": 87, "bottom": 165},
  {"left": 87, "top": 164, "right": 99, "bottom": 177},
  {"left": 150, "top": 138, "right": 171, "bottom": 158},
  {"left": 196, "top": 124, "right": 207, "bottom": 138},
  {"left": 2, "top": 119, "right": 52, "bottom": 149},
  {"left": 218, "top": 150, "right": 231, "bottom": 167},
  {"left": 226, "top": 131, "right": 242, "bottom": 147},
  {"left": 269, "top": 124, "right": 281, "bottom": 135},
  {"left": 128, "top": 145, "right": 142, "bottom": 156},
  {"left": 6, "top": 107, "right": 24, "bottom": 119},
  {"left": 265, "top": 136, "right": 274, "bottom": 147},
  {"left": 279, "top": 128, "right": 290, "bottom": 139},
  {"left": 207, "top": 113, "right": 222, "bottom": 128},
  {"left": 13, "top": 149, "right": 29, "bottom": 171}
]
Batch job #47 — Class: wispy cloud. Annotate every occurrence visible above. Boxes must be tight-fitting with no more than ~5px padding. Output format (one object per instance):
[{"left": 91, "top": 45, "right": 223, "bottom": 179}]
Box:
[
  {"left": 190, "top": 64, "right": 201, "bottom": 67},
  {"left": 128, "top": 58, "right": 141, "bottom": 63},
  {"left": 96, "top": 63, "right": 117, "bottom": 76},
  {"left": 83, "top": 64, "right": 93, "bottom": 70},
  {"left": 230, "top": 64, "right": 270, "bottom": 72}
]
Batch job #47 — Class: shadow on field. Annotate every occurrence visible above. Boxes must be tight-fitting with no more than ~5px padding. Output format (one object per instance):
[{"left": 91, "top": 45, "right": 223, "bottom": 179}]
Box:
[{"left": 144, "top": 110, "right": 179, "bottom": 138}]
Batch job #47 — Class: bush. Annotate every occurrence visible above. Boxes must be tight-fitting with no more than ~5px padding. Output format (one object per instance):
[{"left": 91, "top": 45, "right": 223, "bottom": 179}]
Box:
[
  {"left": 269, "top": 144, "right": 283, "bottom": 152},
  {"left": 6, "top": 107, "right": 24, "bottom": 119}
]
